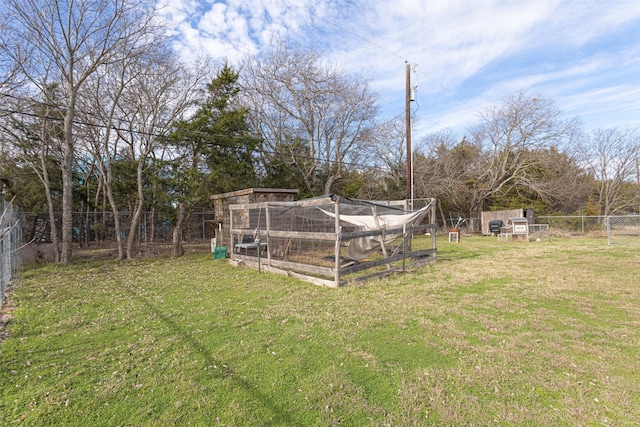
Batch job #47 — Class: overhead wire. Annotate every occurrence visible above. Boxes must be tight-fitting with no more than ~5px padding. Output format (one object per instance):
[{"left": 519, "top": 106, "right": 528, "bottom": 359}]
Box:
[
  {"left": 282, "top": 0, "right": 484, "bottom": 123},
  {"left": 2, "top": 0, "right": 486, "bottom": 182},
  {"left": 0, "top": 93, "right": 414, "bottom": 177}
]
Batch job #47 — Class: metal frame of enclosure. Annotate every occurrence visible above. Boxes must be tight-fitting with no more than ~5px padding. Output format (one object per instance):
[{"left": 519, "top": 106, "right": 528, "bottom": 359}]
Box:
[{"left": 227, "top": 195, "right": 437, "bottom": 287}]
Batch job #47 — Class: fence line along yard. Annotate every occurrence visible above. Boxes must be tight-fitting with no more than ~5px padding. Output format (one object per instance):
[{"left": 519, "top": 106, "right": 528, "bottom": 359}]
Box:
[
  {"left": 20, "top": 210, "right": 217, "bottom": 245},
  {"left": 606, "top": 215, "right": 640, "bottom": 246},
  {"left": 1, "top": 201, "right": 23, "bottom": 310},
  {"left": 14, "top": 209, "right": 640, "bottom": 264},
  {"left": 537, "top": 214, "right": 640, "bottom": 241}
]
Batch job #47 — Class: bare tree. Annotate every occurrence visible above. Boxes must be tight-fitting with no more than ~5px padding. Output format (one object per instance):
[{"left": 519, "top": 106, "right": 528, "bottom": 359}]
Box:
[
  {"left": 466, "top": 91, "right": 579, "bottom": 215},
  {"left": 414, "top": 130, "right": 461, "bottom": 201},
  {"left": 519, "top": 145, "right": 592, "bottom": 214},
  {"left": 112, "top": 52, "right": 200, "bottom": 259},
  {"left": 580, "top": 127, "right": 640, "bottom": 215},
  {"left": 241, "top": 42, "right": 379, "bottom": 195},
  {"left": 0, "top": 14, "right": 20, "bottom": 90},
  {"left": 3, "top": 0, "right": 164, "bottom": 264},
  {"left": 353, "top": 117, "right": 407, "bottom": 200},
  {"left": 414, "top": 130, "right": 469, "bottom": 226},
  {"left": 7, "top": 86, "right": 65, "bottom": 261},
  {"left": 80, "top": 48, "right": 157, "bottom": 259},
  {"left": 414, "top": 92, "right": 581, "bottom": 229}
]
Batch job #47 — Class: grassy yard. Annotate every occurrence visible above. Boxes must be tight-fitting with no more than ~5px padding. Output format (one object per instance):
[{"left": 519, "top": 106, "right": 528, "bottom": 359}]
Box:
[{"left": 1, "top": 236, "right": 639, "bottom": 426}]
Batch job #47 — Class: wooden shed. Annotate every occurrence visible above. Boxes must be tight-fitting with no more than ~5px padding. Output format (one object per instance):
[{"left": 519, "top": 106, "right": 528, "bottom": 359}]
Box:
[
  {"left": 481, "top": 208, "right": 534, "bottom": 235},
  {"left": 210, "top": 188, "right": 299, "bottom": 249}
]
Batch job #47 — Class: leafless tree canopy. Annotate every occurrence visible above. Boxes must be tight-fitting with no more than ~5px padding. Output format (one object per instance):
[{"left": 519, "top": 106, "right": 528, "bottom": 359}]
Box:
[
  {"left": 240, "top": 42, "right": 379, "bottom": 195},
  {"left": 415, "top": 92, "right": 586, "bottom": 226},
  {"left": 580, "top": 127, "right": 640, "bottom": 215},
  {"left": 467, "top": 91, "right": 580, "bottom": 209},
  {"left": 352, "top": 117, "right": 407, "bottom": 200},
  {"left": 2, "top": 0, "right": 168, "bottom": 263}
]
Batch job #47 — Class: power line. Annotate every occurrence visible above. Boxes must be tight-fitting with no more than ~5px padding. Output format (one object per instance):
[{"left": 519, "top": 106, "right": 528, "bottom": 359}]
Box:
[
  {"left": 0, "top": 99, "right": 413, "bottom": 177},
  {"left": 282, "top": 0, "right": 483, "bottom": 121},
  {"left": 414, "top": 68, "right": 480, "bottom": 116}
]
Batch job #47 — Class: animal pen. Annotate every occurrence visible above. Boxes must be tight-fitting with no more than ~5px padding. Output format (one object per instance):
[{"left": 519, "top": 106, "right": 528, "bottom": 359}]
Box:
[{"left": 226, "top": 195, "right": 437, "bottom": 287}]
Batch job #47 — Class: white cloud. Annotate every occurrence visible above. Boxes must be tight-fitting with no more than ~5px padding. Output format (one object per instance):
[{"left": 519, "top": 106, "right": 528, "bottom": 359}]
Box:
[{"left": 159, "top": 0, "right": 640, "bottom": 137}]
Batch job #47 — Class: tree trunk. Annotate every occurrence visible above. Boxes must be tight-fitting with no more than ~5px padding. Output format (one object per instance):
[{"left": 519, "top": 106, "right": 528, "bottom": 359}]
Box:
[
  {"left": 60, "top": 107, "right": 75, "bottom": 265},
  {"left": 126, "top": 161, "right": 146, "bottom": 260},
  {"left": 150, "top": 207, "right": 156, "bottom": 242},
  {"left": 84, "top": 204, "right": 90, "bottom": 247},
  {"left": 438, "top": 200, "right": 447, "bottom": 231},
  {"left": 105, "top": 183, "right": 125, "bottom": 259},
  {"left": 40, "top": 152, "right": 60, "bottom": 263},
  {"left": 172, "top": 202, "right": 186, "bottom": 258}
]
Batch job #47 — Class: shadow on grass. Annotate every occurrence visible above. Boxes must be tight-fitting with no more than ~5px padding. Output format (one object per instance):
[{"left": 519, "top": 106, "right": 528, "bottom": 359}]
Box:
[
  {"left": 122, "top": 284, "right": 302, "bottom": 426},
  {"left": 436, "top": 249, "right": 482, "bottom": 262}
]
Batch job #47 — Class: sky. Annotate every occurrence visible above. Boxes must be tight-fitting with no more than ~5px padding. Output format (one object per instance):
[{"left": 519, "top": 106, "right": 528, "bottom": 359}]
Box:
[{"left": 157, "top": 0, "right": 640, "bottom": 143}]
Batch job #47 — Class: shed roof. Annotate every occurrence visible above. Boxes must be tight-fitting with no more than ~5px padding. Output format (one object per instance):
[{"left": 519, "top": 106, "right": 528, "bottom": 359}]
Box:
[{"left": 210, "top": 188, "right": 299, "bottom": 200}]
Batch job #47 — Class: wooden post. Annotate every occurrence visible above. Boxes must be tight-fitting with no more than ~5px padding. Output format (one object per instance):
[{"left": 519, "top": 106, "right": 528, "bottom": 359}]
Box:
[
  {"left": 265, "top": 203, "right": 271, "bottom": 265},
  {"left": 229, "top": 206, "right": 234, "bottom": 252},
  {"left": 404, "top": 199, "right": 413, "bottom": 251},
  {"left": 406, "top": 62, "right": 412, "bottom": 204},
  {"left": 431, "top": 198, "right": 437, "bottom": 258},
  {"left": 430, "top": 198, "right": 437, "bottom": 226},
  {"left": 371, "top": 206, "right": 391, "bottom": 270},
  {"left": 402, "top": 223, "right": 406, "bottom": 272}
]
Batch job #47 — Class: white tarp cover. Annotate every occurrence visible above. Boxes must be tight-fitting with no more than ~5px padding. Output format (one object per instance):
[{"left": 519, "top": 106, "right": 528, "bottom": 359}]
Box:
[{"left": 320, "top": 205, "right": 430, "bottom": 261}]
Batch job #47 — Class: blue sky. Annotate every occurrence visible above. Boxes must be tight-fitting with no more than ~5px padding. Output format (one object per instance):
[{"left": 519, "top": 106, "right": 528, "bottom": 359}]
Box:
[{"left": 158, "top": 0, "right": 640, "bottom": 142}]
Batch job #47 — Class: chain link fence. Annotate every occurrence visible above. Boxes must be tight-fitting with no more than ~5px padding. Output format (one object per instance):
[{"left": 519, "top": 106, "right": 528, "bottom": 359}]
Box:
[
  {"left": 499, "top": 214, "right": 640, "bottom": 246},
  {"left": 21, "top": 210, "right": 217, "bottom": 246},
  {"left": 15, "top": 209, "right": 640, "bottom": 265},
  {"left": 1, "top": 201, "right": 23, "bottom": 310},
  {"left": 606, "top": 215, "right": 640, "bottom": 246},
  {"left": 534, "top": 215, "right": 610, "bottom": 237},
  {"left": 435, "top": 214, "right": 638, "bottom": 242}
]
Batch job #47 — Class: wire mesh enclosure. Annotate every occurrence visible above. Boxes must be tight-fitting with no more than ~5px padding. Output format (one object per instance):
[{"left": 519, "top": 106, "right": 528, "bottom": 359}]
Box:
[
  {"left": 227, "top": 195, "right": 437, "bottom": 286},
  {"left": 528, "top": 224, "right": 550, "bottom": 241},
  {"left": 536, "top": 215, "right": 611, "bottom": 237}
]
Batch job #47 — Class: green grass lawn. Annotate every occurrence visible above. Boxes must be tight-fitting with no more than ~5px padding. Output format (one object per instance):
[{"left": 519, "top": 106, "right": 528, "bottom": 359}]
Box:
[{"left": 1, "top": 236, "right": 639, "bottom": 426}]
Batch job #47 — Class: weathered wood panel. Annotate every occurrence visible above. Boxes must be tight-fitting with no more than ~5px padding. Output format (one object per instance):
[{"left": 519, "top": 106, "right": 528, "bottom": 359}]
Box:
[
  {"left": 481, "top": 209, "right": 523, "bottom": 235},
  {"left": 341, "top": 249, "right": 436, "bottom": 275}
]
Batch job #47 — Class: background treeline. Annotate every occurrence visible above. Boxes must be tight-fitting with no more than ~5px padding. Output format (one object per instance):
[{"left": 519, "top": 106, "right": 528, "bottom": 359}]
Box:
[{"left": 1, "top": 0, "right": 639, "bottom": 263}]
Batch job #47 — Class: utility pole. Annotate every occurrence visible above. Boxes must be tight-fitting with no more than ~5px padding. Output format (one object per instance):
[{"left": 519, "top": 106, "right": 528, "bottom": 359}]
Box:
[{"left": 405, "top": 62, "right": 412, "bottom": 206}]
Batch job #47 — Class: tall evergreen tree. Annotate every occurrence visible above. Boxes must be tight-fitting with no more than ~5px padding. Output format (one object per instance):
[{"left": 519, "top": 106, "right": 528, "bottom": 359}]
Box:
[
  {"left": 168, "top": 63, "right": 259, "bottom": 256},
  {"left": 172, "top": 63, "right": 259, "bottom": 195}
]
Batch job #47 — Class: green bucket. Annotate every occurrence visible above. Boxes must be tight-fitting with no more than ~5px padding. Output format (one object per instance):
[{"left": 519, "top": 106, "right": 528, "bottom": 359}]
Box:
[{"left": 213, "top": 246, "right": 227, "bottom": 259}]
